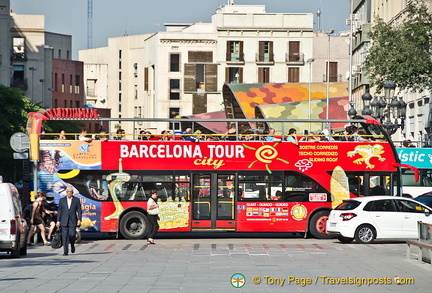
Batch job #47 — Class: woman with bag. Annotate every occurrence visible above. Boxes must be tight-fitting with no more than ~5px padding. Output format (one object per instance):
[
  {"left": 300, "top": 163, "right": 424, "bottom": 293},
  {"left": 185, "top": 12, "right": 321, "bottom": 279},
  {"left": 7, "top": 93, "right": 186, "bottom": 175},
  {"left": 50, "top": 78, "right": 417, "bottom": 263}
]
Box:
[{"left": 147, "top": 189, "right": 160, "bottom": 245}]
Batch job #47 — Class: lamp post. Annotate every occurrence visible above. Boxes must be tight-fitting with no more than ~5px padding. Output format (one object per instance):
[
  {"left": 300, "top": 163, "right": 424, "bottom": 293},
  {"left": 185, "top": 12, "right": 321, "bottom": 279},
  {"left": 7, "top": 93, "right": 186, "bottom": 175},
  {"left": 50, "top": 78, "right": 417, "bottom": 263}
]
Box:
[
  {"left": 354, "top": 78, "right": 407, "bottom": 135},
  {"left": 29, "top": 66, "right": 36, "bottom": 103},
  {"left": 306, "top": 58, "right": 315, "bottom": 130},
  {"left": 325, "top": 29, "right": 335, "bottom": 121},
  {"left": 39, "top": 79, "right": 45, "bottom": 107}
]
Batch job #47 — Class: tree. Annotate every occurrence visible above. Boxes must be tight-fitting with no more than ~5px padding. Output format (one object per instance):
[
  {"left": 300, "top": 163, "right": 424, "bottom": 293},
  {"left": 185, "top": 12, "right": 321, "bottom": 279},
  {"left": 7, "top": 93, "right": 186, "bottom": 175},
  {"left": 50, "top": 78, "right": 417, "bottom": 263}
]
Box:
[
  {"left": 0, "top": 86, "right": 41, "bottom": 182},
  {"left": 364, "top": 0, "right": 432, "bottom": 93}
]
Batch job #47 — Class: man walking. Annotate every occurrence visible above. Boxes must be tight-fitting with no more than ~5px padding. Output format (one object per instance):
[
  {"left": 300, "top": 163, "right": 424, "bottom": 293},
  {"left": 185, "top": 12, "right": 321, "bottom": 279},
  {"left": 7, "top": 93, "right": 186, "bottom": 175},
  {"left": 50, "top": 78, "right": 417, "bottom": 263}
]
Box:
[{"left": 56, "top": 186, "right": 82, "bottom": 256}]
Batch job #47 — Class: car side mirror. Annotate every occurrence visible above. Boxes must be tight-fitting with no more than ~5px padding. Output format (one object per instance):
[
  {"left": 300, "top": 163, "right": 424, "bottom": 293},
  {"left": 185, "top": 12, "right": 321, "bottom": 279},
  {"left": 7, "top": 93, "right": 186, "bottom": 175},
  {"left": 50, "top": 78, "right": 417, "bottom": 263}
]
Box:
[{"left": 425, "top": 209, "right": 430, "bottom": 217}]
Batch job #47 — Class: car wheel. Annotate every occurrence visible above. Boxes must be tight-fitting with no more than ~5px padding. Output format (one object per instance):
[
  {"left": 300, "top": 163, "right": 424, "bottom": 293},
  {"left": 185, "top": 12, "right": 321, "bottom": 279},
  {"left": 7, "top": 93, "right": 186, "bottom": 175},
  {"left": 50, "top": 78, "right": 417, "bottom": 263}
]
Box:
[
  {"left": 10, "top": 235, "right": 21, "bottom": 258},
  {"left": 119, "top": 211, "right": 149, "bottom": 240},
  {"left": 337, "top": 236, "right": 354, "bottom": 244},
  {"left": 355, "top": 224, "right": 376, "bottom": 244},
  {"left": 309, "top": 211, "right": 333, "bottom": 239},
  {"left": 20, "top": 242, "right": 27, "bottom": 256}
]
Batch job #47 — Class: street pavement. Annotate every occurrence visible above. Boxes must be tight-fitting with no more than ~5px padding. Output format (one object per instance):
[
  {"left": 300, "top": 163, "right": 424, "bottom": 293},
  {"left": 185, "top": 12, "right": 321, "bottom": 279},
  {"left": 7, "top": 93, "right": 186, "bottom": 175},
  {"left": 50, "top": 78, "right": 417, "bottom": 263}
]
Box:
[{"left": 0, "top": 233, "right": 430, "bottom": 292}]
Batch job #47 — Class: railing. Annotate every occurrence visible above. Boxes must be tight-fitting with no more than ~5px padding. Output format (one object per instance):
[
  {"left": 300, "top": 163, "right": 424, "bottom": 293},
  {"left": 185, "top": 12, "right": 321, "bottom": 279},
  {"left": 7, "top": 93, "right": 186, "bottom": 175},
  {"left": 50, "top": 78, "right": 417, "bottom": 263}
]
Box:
[
  {"left": 226, "top": 52, "right": 245, "bottom": 62},
  {"left": 322, "top": 74, "right": 342, "bottom": 82},
  {"left": 255, "top": 53, "right": 274, "bottom": 63},
  {"left": 285, "top": 53, "right": 304, "bottom": 64}
]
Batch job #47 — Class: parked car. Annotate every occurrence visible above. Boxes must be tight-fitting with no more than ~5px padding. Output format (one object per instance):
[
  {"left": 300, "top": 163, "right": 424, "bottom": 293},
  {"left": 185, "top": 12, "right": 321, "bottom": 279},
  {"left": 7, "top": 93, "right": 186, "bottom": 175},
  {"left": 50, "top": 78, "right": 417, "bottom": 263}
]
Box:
[
  {"left": 0, "top": 176, "right": 28, "bottom": 257},
  {"left": 326, "top": 196, "right": 432, "bottom": 244},
  {"left": 414, "top": 192, "right": 432, "bottom": 208}
]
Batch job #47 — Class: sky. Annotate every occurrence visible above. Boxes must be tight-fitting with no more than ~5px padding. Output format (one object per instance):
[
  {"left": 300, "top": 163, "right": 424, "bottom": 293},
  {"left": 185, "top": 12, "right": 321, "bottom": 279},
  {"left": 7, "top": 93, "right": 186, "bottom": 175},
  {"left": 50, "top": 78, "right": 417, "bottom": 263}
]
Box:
[{"left": 11, "top": 0, "right": 350, "bottom": 60}]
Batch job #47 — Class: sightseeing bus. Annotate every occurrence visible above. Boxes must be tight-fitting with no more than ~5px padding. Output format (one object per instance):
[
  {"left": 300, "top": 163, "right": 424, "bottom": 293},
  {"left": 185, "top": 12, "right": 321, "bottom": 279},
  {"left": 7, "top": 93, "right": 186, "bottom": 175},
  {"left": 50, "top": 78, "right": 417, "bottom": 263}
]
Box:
[{"left": 26, "top": 108, "right": 415, "bottom": 239}]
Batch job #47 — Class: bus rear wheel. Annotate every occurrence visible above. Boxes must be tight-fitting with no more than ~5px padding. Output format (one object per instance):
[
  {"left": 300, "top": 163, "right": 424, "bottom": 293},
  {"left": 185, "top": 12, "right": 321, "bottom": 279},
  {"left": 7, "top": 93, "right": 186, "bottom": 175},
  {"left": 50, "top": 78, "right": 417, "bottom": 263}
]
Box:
[
  {"left": 119, "top": 211, "right": 149, "bottom": 240},
  {"left": 309, "top": 211, "right": 332, "bottom": 239}
]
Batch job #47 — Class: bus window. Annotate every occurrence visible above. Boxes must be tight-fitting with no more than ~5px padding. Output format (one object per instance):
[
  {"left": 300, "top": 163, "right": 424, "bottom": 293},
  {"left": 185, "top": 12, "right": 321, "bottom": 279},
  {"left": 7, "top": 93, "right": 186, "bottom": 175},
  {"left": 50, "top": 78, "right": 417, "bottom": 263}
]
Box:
[
  {"left": 283, "top": 172, "right": 329, "bottom": 202},
  {"left": 238, "top": 172, "right": 283, "bottom": 201}
]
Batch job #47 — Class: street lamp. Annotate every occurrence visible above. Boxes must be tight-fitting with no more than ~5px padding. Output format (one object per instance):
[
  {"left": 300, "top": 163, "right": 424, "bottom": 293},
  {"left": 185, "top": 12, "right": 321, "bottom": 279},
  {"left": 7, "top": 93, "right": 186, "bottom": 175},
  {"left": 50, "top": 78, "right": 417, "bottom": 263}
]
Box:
[
  {"left": 39, "top": 79, "right": 45, "bottom": 107},
  {"left": 356, "top": 78, "right": 407, "bottom": 135},
  {"left": 306, "top": 58, "right": 315, "bottom": 129},
  {"left": 29, "top": 66, "right": 36, "bottom": 103}
]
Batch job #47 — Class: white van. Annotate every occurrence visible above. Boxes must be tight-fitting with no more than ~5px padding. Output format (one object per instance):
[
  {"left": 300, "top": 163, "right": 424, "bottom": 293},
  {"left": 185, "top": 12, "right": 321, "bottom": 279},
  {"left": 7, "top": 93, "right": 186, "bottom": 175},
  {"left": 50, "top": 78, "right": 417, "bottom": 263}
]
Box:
[{"left": 0, "top": 176, "right": 28, "bottom": 257}]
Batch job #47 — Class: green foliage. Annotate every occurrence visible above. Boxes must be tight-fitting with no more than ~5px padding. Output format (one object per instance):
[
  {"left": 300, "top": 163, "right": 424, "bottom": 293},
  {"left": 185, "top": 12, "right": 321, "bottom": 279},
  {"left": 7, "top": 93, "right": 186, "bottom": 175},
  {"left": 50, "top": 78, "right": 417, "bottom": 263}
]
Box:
[
  {"left": 364, "top": 0, "right": 432, "bottom": 93},
  {"left": 0, "top": 86, "right": 40, "bottom": 181}
]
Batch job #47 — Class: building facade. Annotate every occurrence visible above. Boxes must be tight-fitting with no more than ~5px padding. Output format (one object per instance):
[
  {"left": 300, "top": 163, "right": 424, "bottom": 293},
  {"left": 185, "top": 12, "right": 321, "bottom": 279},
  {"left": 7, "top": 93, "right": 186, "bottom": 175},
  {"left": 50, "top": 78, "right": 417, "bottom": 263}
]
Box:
[{"left": 80, "top": 4, "right": 349, "bottom": 136}]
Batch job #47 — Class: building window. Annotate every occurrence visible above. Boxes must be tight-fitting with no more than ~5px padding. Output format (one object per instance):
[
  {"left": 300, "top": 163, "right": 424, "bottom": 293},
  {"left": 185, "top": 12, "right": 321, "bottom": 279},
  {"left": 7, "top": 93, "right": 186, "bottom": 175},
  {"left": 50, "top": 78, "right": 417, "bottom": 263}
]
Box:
[
  {"left": 325, "top": 62, "right": 339, "bottom": 82},
  {"left": 134, "top": 63, "right": 138, "bottom": 77},
  {"left": 170, "top": 53, "right": 180, "bottom": 72},
  {"left": 134, "top": 85, "right": 138, "bottom": 99},
  {"left": 258, "top": 41, "right": 273, "bottom": 62},
  {"left": 170, "top": 79, "right": 180, "bottom": 100},
  {"left": 58, "top": 49, "right": 61, "bottom": 59},
  {"left": 288, "top": 67, "right": 300, "bottom": 83},
  {"left": 184, "top": 63, "right": 217, "bottom": 92},
  {"left": 144, "top": 67, "right": 149, "bottom": 91},
  {"left": 258, "top": 67, "right": 270, "bottom": 83},
  {"left": 288, "top": 41, "right": 300, "bottom": 61},
  {"left": 225, "top": 67, "right": 243, "bottom": 83},
  {"left": 226, "top": 41, "right": 244, "bottom": 62},
  {"left": 61, "top": 74, "right": 65, "bottom": 93},
  {"left": 66, "top": 51, "right": 70, "bottom": 60},
  {"left": 12, "top": 37, "right": 25, "bottom": 61},
  {"left": 70, "top": 75, "right": 73, "bottom": 93},
  {"left": 169, "top": 108, "right": 180, "bottom": 130},
  {"left": 54, "top": 73, "right": 58, "bottom": 92},
  {"left": 87, "top": 79, "right": 96, "bottom": 96},
  {"left": 75, "top": 75, "right": 80, "bottom": 94}
]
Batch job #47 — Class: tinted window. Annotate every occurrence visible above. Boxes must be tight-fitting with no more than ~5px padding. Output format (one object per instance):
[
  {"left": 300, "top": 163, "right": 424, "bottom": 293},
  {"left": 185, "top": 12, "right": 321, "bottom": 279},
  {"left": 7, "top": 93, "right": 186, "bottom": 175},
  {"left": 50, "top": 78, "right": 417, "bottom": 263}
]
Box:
[
  {"left": 395, "top": 199, "right": 426, "bottom": 213},
  {"left": 364, "top": 199, "right": 396, "bottom": 212},
  {"left": 335, "top": 200, "right": 361, "bottom": 210}
]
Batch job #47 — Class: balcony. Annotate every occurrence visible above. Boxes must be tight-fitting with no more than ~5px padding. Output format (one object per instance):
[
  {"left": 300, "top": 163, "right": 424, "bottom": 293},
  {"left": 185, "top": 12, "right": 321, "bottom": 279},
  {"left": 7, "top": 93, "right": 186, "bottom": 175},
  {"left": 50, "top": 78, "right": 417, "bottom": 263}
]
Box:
[
  {"left": 12, "top": 53, "right": 27, "bottom": 61},
  {"left": 322, "top": 74, "right": 342, "bottom": 82},
  {"left": 10, "top": 78, "right": 28, "bottom": 90},
  {"left": 226, "top": 52, "right": 245, "bottom": 65},
  {"left": 285, "top": 53, "right": 304, "bottom": 65},
  {"left": 256, "top": 53, "right": 274, "bottom": 65}
]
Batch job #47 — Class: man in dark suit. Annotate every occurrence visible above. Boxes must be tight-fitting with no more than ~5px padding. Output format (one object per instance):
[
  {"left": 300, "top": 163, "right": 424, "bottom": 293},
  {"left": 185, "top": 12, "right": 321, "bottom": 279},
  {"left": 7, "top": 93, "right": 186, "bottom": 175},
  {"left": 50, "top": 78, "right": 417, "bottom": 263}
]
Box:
[{"left": 56, "top": 186, "right": 82, "bottom": 256}]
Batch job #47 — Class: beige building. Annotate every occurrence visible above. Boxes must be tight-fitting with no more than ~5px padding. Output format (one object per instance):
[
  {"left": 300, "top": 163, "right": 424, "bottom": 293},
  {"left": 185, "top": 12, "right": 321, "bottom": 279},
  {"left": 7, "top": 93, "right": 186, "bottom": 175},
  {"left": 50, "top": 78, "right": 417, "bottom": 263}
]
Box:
[
  {"left": 80, "top": 4, "right": 349, "bottom": 135},
  {"left": 0, "top": 0, "right": 11, "bottom": 86}
]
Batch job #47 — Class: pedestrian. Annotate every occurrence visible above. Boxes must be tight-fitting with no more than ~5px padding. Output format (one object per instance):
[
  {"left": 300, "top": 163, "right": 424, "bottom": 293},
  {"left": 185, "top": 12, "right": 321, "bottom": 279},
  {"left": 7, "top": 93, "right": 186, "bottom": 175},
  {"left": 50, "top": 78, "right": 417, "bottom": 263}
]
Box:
[
  {"left": 56, "top": 186, "right": 82, "bottom": 256},
  {"left": 26, "top": 191, "right": 50, "bottom": 246},
  {"left": 285, "top": 128, "right": 299, "bottom": 145},
  {"left": 147, "top": 189, "right": 160, "bottom": 245}
]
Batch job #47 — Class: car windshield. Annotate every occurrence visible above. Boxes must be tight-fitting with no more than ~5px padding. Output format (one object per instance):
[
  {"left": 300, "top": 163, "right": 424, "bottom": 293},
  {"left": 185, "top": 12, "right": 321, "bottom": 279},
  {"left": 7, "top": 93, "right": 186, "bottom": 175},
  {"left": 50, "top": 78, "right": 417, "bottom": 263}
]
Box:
[
  {"left": 415, "top": 196, "right": 432, "bottom": 207},
  {"left": 335, "top": 200, "right": 361, "bottom": 210}
]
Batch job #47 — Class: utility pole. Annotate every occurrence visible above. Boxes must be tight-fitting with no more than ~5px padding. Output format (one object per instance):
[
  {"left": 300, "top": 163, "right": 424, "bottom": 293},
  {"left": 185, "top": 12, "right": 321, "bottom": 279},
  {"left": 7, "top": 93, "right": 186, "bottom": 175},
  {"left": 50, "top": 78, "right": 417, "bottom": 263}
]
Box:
[{"left": 87, "top": 0, "right": 93, "bottom": 49}]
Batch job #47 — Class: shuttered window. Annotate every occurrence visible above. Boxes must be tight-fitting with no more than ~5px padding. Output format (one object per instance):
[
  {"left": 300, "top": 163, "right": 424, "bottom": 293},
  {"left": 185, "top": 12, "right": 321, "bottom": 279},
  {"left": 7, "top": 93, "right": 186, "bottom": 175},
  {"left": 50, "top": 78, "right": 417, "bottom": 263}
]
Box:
[{"left": 288, "top": 67, "right": 299, "bottom": 83}]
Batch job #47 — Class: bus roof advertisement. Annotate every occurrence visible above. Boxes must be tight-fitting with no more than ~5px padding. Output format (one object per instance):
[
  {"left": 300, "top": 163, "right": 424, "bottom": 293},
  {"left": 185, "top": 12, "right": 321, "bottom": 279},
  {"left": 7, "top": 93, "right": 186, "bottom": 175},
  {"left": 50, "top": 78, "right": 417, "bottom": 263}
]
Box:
[
  {"left": 102, "top": 142, "right": 396, "bottom": 172},
  {"left": 396, "top": 147, "right": 432, "bottom": 169},
  {"left": 40, "top": 140, "right": 102, "bottom": 170}
]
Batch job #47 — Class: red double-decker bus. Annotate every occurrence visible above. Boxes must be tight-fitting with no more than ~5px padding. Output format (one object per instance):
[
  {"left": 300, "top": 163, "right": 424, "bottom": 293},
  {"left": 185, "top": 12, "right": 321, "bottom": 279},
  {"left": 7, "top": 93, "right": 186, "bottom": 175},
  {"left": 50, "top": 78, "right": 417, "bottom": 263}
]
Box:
[{"left": 27, "top": 109, "right": 414, "bottom": 239}]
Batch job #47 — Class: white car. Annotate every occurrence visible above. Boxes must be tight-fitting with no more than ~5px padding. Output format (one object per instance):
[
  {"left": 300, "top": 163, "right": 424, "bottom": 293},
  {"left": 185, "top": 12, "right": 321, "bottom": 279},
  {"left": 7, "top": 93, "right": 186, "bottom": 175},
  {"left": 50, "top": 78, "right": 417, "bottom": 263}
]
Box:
[
  {"left": 326, "top": 196, "right": 432, "bottom": 244},
  {"left": 0, "top": 176, "right": 28, "bottom": 257}
]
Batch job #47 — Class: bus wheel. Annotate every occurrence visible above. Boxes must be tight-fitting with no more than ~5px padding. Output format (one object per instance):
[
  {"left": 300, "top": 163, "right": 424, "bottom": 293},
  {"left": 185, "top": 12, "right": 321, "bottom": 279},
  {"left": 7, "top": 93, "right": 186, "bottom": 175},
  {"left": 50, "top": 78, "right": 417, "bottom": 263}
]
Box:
[
  {"left": 119, "top": 211, "right": 149, "bottom": 240},
  {"left": 309, "top": 211, "right": 332, "bottom": 239}
]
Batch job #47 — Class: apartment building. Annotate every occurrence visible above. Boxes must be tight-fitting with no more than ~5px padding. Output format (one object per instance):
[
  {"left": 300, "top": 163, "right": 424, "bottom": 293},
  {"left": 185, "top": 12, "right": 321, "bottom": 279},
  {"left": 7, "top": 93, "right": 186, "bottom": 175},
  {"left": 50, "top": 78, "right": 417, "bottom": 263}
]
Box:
[
  {"left": 351, "top": 0, "right": 432, "bottom": 143},
  {"left": 80, "top": 4, "right": 349, "bottom": 135}
]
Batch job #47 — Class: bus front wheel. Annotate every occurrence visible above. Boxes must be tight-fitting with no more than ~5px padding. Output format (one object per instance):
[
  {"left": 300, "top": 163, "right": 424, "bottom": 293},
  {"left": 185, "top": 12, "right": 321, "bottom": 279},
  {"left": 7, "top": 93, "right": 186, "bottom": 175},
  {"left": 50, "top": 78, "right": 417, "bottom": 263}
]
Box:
[
  {"left": 309, "top": 211, "right": 332, "bottom": 239},
  {"left": 119, "top": 211, "right": 149, "bottom": 240}
]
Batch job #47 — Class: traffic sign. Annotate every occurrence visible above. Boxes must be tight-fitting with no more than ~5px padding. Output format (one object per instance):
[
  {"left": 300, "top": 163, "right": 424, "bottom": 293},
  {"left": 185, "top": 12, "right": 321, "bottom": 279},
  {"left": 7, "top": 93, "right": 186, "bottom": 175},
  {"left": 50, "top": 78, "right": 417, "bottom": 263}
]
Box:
[{"left": 10, "top": 132, "right": 30, "bottom": 153}]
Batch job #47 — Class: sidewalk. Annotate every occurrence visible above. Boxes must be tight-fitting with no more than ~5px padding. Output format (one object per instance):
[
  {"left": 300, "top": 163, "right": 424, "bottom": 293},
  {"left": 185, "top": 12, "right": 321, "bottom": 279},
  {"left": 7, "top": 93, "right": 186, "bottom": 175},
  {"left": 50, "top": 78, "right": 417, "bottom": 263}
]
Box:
[{"left": 0, "top": 235, "right": 430, "bottom": 292}]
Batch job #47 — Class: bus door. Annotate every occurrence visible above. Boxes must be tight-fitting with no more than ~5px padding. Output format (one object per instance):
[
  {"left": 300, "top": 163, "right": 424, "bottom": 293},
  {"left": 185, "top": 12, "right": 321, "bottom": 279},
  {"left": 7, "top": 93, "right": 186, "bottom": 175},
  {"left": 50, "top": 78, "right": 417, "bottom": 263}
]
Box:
[{"left": 191, "top": 173, "right": 236, "bottom": 230}]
